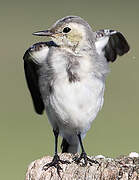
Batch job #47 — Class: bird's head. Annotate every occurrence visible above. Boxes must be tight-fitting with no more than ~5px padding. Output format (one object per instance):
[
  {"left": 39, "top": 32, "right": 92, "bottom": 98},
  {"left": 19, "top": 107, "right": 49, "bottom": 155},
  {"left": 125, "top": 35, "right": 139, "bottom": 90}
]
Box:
[{"left": 33, "top": 16, "right": 95, "bottom": 52}]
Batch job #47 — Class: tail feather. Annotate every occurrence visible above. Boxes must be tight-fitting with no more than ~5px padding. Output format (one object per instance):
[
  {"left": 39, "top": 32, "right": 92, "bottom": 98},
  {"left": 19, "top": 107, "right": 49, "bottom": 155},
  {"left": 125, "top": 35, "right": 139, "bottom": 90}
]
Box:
[
  {"left": 61, "top": 138, "right": 79, "bottom": 154},
  {"left": 61, "top": 138, "right": 70, "bottom": 153}
]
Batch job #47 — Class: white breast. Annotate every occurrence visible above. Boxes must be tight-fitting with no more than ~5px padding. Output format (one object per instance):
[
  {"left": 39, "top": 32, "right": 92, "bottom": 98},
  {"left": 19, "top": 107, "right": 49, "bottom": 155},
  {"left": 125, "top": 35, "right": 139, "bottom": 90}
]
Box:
[
  {"left": 50, "top": 62, "right": 105, "bottom": 135},
  {"left": 45, "top": 48, "right": 107, "bottom": 135}
]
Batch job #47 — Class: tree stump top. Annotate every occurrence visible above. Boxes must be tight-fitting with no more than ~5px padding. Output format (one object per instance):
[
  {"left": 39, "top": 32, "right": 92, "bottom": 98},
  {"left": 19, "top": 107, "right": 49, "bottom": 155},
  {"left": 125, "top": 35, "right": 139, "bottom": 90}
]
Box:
[{"left": 25, "top": 153, "right": 139, "bottom": 180}]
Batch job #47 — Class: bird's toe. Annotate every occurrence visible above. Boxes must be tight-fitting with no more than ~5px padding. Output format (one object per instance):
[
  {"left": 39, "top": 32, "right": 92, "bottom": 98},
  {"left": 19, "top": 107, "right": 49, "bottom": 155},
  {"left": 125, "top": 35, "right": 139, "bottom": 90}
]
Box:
[
  {"left": 74, "top": 152, "right": 99, "bottom": 166},
  {"left": 43, "top": 154, "right": 70, "bottom": 176}
]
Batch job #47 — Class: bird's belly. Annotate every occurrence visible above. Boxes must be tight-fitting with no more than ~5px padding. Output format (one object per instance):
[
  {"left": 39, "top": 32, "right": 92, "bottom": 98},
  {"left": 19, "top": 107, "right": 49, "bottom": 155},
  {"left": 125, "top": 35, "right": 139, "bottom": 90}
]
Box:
[{"left": 47, "top": 76, "right": 105, "bottom": 135}]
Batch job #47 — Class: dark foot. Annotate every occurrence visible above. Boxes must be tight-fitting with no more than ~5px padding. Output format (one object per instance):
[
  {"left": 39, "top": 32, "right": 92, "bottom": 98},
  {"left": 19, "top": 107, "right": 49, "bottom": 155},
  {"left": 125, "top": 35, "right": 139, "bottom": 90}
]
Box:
[
  {"left": 43, "top": 154, "right": 70, "bottom": 176},
  {"left": 74, "top": 152, "right": 99, "bottom": 166}
]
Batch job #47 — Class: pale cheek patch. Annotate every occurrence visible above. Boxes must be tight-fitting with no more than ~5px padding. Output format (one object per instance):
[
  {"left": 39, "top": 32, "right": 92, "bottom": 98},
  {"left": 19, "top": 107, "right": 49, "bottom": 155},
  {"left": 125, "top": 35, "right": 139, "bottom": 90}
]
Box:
[
  {"left": 67, "top": 23, "right": 85, "bottom": 43},
  {"left": 68, "top": 31, "right": 82, "bottom": 43},
  {"left": 31, "top": 46, "right": 49, "bottom": 64}
]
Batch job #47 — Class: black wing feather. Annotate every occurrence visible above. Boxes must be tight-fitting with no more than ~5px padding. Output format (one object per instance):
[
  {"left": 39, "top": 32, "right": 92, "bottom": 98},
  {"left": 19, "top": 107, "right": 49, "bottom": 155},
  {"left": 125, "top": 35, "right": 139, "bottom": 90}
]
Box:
[
  {"left": 104, "top": 32, "right": 130, "bottom": 62},
  {"left": 105, "top": 38, "right": 117, "bottom": 62},
  {"left": 23, "top": 50, "right": 44, "bottom": 115}
]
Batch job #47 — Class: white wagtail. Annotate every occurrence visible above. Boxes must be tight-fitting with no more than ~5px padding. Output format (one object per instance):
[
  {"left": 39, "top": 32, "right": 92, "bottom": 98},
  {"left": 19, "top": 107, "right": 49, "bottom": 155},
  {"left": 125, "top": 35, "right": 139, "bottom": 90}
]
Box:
[{"left": 23, "top": 16, "right": 130, "bottom": 172}]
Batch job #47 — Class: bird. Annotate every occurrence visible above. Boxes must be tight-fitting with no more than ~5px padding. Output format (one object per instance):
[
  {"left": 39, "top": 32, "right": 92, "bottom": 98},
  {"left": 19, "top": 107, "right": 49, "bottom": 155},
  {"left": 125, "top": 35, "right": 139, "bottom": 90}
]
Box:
[{"left": 23, "top": 16, "right": 130, "bottom": 173}]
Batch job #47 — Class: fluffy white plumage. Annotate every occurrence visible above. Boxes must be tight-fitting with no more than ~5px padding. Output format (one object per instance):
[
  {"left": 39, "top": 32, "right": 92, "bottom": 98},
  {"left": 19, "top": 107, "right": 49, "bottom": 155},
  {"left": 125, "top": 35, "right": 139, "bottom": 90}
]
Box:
[
  {"left": 95, "top": 36, "right": 109, "bottom": 55},
  {"left": 24, "top": 16, "right": 129, "bottom": 161},
  {"left": 30, "top": 45, "right": 49, "bottom": 64},
  {"left": 31, "top": 37, "right": 108, "bottom": 153}
]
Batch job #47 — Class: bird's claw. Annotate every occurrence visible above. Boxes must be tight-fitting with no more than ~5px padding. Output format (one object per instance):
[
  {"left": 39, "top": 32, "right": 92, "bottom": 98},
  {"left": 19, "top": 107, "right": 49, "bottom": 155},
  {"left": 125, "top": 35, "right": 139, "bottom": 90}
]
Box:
[
  {"left": 74, "top": 152, "right": 99, "bottom": 166},
  {"left": 43, "top": 154, "right": 70, "bottom": 176}
]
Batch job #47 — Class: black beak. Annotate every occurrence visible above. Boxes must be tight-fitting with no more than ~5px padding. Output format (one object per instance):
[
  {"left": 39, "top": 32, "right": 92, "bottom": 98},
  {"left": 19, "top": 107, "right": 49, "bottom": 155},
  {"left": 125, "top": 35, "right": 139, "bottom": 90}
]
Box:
[{"left": 32, "top": 30, "right": 53, "bottom": 36}]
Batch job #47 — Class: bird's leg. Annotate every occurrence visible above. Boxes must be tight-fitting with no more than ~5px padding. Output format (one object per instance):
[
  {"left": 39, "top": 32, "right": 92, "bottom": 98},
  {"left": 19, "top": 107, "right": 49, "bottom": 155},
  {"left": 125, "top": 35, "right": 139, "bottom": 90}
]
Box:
[
  {"left": 74, "top": 133, "right": 98, "bottom": 166},
  {"left": 43, "top": 129, "right": 70, "bottom": 175}
]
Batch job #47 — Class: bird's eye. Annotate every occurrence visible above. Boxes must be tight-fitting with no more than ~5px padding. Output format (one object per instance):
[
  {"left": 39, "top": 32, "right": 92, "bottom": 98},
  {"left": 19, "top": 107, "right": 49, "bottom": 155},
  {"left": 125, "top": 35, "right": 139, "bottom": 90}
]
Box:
[{"left": 63, "top": 27, "right": 71, "bottom": 33}]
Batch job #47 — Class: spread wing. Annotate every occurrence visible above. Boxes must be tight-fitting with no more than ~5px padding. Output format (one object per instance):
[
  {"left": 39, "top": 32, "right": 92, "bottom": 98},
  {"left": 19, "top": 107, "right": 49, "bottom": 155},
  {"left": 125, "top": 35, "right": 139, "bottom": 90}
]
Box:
[
  {"left": 23, "top": 42, "right": 50, "bottom": 114},
  {"left": 95, "top": 29, "right": 130, "bottom": 62}
]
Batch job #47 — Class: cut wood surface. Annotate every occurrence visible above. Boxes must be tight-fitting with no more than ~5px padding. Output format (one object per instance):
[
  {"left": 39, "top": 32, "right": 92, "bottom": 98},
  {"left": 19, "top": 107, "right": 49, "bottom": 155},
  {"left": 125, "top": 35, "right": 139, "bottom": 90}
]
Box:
[{"left": 25, "top": 153, "right": 139, "bottom": 180}]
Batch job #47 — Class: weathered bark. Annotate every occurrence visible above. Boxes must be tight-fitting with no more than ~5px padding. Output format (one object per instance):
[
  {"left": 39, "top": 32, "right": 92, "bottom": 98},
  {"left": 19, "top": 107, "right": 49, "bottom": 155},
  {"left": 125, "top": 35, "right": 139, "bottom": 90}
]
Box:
[{"left": 25, "top": 153, "right": 139, "bottom": 180}]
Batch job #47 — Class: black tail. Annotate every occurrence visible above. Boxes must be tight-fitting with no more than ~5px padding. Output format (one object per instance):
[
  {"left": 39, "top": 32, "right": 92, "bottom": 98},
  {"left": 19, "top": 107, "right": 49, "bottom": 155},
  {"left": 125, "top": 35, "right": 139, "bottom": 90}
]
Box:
[
  {"left": 61, "top": 137, "right": 79, "bottom": 154},
  {"left": 61, "top": 138, "right": 70, "bottom": 153}
]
